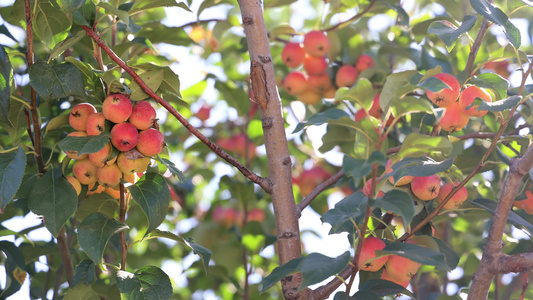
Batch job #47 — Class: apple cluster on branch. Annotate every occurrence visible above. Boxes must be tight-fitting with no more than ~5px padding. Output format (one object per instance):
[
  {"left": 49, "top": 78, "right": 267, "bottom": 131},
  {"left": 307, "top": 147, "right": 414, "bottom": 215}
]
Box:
[{"left": 65, "top": 95, "right": 165, "bottom": 198}]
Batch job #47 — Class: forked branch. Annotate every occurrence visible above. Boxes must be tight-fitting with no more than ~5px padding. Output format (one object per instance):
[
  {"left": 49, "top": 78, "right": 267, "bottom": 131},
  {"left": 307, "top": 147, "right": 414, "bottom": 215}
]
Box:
[{"left": 81, "top": 26, "right": 272, "bottom": 193}]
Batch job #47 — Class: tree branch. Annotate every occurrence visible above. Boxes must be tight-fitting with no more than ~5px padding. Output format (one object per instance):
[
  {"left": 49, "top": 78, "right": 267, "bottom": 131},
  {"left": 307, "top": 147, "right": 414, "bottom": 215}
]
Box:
[
  {"left": 24, "top": 0, "right": 44, "bottom": 173},
  {"left": 465, "top": 18, "right": 491, "bottom": 76},
  {"left": 322, "top": 0, "right": 377, "bottom": 32},
  {"left": 236, "top": 2, "right": 313, "bottom": 299},
  {"left": 81, "top": 25, "right": 272, "bottom": 193},
  {"left": 56, "top": 227, "right": 74, "bottom": 285},
  {"left": 297, "top": 170, "right": 345, "bottom": 216},
  {"left": 468, "top": 144, "right": 533, "bottom": 300}
]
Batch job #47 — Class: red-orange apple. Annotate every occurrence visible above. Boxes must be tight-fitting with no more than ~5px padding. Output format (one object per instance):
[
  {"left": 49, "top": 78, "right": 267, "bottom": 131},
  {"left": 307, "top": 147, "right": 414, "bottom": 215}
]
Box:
[
  {"left": 411, "top": 175, "right": 441, "bottom": 201},
  {"left": 426, "top": 73, "right": 461, "bottom": 107},
  {"left": 69, "top": 103, "right": 96, "bottom": 131},
  {"left": 129, "top": 100, "right": 156, "bottom": 130},
  {"left": 86, "top": 112, "right": 107, "bottom": 136},
  {"left": 136, "top": 128, "right": 165, "bottom": 157},
  {"left": 283, "top": 71, "right": 308, "bottom": 96},
  {"left": 72, "top": 158, "right": 99, "bottom": 185},
  {"left": 458, "top": 85, "right": 492, "bottom": 117},
  {"left": 335, "top": 65, "right": 358, "bottom": 88},
  {"left": 303, "top": 55, "right": 328, "bottom": 76},
  {"left": 303, "top": 31, "right": 329, "bottom": 57},
  {"left": 281, "top": 42, "right": 306, "bottom": 68},
  {"left": 102, "top": 94, "right": 133, "bottom": 123},
  {"left": 293, "top": 166, "right": 331, "bottom": 196},
  {"left": 358, "top": 237, "right": 388, "bottom": 272},
  {"left": 439, "top": 101, "right": 470, "bottom": 132},
  {"left": 436, "top": 182, "right": 468, "bottom": 210},
  {"left": 355, "top": 54, "right": 375, "bottom": 72},
  {"left": 111, "top": 122, "right": 139, "bottom": 152}
]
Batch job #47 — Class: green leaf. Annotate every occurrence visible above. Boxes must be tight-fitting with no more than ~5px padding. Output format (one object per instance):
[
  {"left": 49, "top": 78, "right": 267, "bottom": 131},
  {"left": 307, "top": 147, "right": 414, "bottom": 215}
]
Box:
[
  {"left": 334, "top": 291, "right": 381, "bottom": 300},
  {"left": 299, "top": 251, "right": 351, "bottom": 289},
  {"left": 63, "top": 284, "right": 99, "bottom": 300},
  {"left": 117, "top": 266, "right": 172, "bottom": 300},
  {"left": 377, "top": 242, "right": 449, "bottom": 270},
  {"left": 143, "top": 230, "right": 212, "bottom": 273},
  {"left": 470, "top": 0, "right": 521, "bottom": 48},
  {"left": 293, "top": 108, "right": 358, "bottom": 133},
  {"left": 260, "top": 257, "right": 302, "bottom": 292},
  {"left": 433, "top": 237, "right": 460, "bottom": 270},
  {"left": 469, "top": 73, "right": 509, "bottom": 99},
  {"left": 73, "top": 0, "right": 97, "bottom": 26},
  {"left": 342, "top": 152, "right": 387, "bottom": 185},
  {"left": 157, "top": 157, "right": 185, "bottom": 182},
  {"left": 78, "top": 212, "right": 128, "bottom": 267},
  {"left": 0, "top": 46, "right": 11, "bottom": 123},
  {"left": 387, "top": 157, "right": 454, "bottom": 178},
  {"left": 128, "top": 0, "right": 191, "bottom": 14},
  {"left": 396, "top": 133, "right": 453, "bottom": 159},
  {"left": 29, "top": 61, "right": 85, "bottom": 100},
  {"left": 131, "top": 64, "right": 182, "bottom": 98},
  {"left": 334, "top": 78, "right": 375, "bottom": 108},
  {"left": 75, "top": 193, "right": 119, "bottom": 221},
  {"left": 44, "top": 114, "right": 69, "bottom": 136},
  {"left": 57, "top": 0, "right": 85, "bottom": 14},
  {"left": 0, "top": 146, "right": 26, "bottom": 208},
  {"left": 379, "top": 71, "right": 418, "bottom": 112},
  {"left": 128, "top": 69, "right": 164, "bottom": 101},
  {"left": 472, "top": 198, "right": 533, "bottom": 237},
  {"left": 28, "top": 168, "right": 78, "bottom": 237},
  {"left": 427, "top": 15, "right": 477, "bottom": 48},
  {"left": 49, "top": 31, "right": 86, "bottom": 61},
  {"left": 390, "top": 95, "right": 433, "bottom": 117},
  {"left": 128, "top": 173, "right": 170, "bottom": 236},
  {"left": 477, "top": 95, "right": 521, "bottom": 112},
  {"left": 59, "top": 132, "right": 110, "bottom": 156},
  {"left": 215, "top": 80, "right": 249, "bottom": 116},
  {"left": 261, "top": 251, "right": 351, "bottom": 292},
  {"left": 417, "top": 76, "right": 452, "bottom": 92},
  {"left": 34, "top": 1, "right": 72, "bottom": 49},
  {"left": 322, "top": 191, "right": 367, "bottom": 235},
  {"left": 372, "top": 190, "right": 415, "bottom": 228},
  {"left": 0, "top": 241, "right": 26, "bottom": 298},
  {"left": 359, "top": 279, "right": 413, "bottom": 297},
  {"left": 72, "top": 259, "right": 96, "bottom": 287}
]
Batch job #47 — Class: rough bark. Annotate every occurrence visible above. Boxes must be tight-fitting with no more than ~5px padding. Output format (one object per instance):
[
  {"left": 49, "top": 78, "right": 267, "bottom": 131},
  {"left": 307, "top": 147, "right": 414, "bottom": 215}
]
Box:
[
  {"left": 468, "top": 145, "right": 533, "bottom": 299},
  {"left": 236, "top": 1, "right": 311, "bottom": 299}
]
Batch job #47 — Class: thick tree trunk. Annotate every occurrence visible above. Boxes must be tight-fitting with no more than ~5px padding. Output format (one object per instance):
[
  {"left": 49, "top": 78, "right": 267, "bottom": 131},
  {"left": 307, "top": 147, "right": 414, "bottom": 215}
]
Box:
[{"left": 237, "top": 1, "right": 312, "bottom": 299}]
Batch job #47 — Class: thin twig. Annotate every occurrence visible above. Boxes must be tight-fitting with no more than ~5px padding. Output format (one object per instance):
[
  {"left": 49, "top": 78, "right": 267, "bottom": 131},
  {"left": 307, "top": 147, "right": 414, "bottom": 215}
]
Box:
[
  {"left": 465, "top": 18, "right": 491, "bottom": 76},
  {"left": 322, "top": 0, "right": 378, "bottom": 32},
  {"left": 24, "top": 0, "right": 44, "bottom": 173},
  {"left": 56, "top": 227, "right": 74, "bottom": 285},
  {"left": 297, "top": 170, "right": 345, "bottom": 215},
  {"left": 119, "top": 183, "right": 127, "bottom": 270},
  {"left": 81, "top": 26, "right": 272, "bottom": 193}
]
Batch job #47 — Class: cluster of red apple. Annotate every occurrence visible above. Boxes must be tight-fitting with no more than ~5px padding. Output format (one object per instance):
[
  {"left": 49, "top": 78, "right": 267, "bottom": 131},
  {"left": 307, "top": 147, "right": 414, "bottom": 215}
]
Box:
[
  {"left": 426, "top": 73, "right": 493, "bottom": 132},
  {"left": 358, "top": 236, "right": 421, "bottom": 288},
  {"left": 280, "top": 30, "right": 374, "bottom": 105},
  {"left": 64, "top": 94, "right": 165, "bottom": 198},
  {"left": 363, "top": 159, "right": 468, "bottom": 210},
  {"left": 212, "top": 206, "right": 266, "bottom": 227}
]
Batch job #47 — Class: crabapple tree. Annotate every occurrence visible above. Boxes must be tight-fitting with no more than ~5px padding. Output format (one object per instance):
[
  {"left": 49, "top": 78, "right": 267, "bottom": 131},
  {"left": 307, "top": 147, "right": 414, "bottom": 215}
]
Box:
[{"left": 1, "top": 0, "right": 533, "bottom": 299}]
